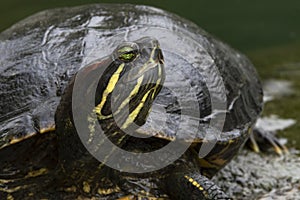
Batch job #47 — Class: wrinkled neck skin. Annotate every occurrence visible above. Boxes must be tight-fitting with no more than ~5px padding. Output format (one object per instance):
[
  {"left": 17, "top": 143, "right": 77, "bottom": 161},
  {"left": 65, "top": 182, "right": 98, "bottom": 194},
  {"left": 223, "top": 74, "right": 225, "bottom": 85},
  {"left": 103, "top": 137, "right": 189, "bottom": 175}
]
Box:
[
  {"left": 55, "top": 58, "right": 115, "bottom": 195},
  {"left": 54, "top": 56, "right": 165, "bottom": 197}
]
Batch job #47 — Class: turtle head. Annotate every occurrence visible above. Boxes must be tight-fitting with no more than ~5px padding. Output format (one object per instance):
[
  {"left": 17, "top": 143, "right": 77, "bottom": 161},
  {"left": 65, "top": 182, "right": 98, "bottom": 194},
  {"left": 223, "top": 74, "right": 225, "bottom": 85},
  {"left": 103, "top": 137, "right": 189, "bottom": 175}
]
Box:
[
  {"left": 56, "top": 37, "right": 165, "bottom": 170},
  {"left": 93, "top": 37, "right": 165, "bottom": 131}
]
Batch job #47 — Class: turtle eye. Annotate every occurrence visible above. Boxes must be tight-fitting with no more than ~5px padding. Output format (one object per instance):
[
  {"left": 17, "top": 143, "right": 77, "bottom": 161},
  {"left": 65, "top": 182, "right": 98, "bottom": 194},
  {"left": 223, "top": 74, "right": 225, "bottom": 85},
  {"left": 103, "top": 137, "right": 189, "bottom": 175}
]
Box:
[{"left": 117, "top": 43, "right": 139, "bottom": 62}]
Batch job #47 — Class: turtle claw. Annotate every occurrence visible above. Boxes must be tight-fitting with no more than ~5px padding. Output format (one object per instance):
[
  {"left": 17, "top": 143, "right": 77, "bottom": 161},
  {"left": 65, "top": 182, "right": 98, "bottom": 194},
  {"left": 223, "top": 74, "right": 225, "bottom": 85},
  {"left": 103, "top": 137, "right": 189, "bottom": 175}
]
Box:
[
  {"left": 247, "top": 128, "right": 289, "bottom": 156},
  {"left": 247, "top": 132, "right": 261, "bottom": 153}
]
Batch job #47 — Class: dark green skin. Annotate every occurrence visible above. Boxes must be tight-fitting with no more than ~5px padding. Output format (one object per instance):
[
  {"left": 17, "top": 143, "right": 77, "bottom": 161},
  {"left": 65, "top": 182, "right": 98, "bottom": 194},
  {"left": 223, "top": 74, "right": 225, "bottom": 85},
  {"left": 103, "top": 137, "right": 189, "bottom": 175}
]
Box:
[{"left": 0, "top": 4, "right": 262, "bottom": 200}]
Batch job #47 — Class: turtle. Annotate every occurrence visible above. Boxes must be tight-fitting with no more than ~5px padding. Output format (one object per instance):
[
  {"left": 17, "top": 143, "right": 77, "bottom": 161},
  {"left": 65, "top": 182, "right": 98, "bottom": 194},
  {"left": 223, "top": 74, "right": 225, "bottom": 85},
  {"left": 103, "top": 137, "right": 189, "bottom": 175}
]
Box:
[{"left": 0, "top": 3, "right": 285, "bottom": 200}]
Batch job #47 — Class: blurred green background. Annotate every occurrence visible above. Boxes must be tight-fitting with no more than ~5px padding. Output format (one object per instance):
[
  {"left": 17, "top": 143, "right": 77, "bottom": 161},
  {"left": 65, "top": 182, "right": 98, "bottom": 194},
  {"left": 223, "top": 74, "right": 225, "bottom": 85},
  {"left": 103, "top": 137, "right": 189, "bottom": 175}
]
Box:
[
  {"left": 1, "top": 0, "right": 300, "bottom": 52},
  {"left": 1, "top": 0, "right": 300, "bottom": 147}
]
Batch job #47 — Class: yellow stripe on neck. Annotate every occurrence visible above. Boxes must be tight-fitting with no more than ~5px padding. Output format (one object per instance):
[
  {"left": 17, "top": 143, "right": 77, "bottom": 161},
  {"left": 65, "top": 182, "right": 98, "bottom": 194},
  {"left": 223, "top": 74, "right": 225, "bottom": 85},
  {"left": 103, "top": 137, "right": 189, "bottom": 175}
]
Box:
[
  {"left": 94, "top": 63, "right": 125, "bottom": 117},
  {"left": 121, "top": 89, "right": 153, "bottom": 130},
  {"left": 121, "top": 63, "right": 162, "bottom": 130},
  {"left": 117, "top": 75, "right": 144, "bottom": 113}
]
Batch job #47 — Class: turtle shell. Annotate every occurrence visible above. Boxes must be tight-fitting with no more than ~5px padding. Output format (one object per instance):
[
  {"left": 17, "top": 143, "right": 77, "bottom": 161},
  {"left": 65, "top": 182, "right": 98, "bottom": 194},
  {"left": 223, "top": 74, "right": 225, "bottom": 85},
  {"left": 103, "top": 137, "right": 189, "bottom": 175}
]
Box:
[
  {"left": 0, "top": 4, "right": 262, "bottom": 149},
  {"left": 0, "top": 3, "right": 263, "bottom": 199}
]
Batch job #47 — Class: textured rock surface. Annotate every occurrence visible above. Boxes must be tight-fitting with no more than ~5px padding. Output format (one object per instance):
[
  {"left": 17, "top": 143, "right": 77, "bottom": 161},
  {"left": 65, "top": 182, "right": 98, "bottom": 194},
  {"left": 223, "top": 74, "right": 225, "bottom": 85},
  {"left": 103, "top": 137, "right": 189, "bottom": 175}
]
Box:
[{"left": 214, "top": 150, "right": 300, "bottom": 199}]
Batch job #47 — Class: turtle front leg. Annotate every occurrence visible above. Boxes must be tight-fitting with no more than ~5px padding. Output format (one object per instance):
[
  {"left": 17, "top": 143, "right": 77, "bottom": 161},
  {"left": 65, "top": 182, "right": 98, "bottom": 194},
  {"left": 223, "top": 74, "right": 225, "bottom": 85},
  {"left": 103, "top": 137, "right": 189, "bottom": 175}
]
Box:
[{"left": 164, "top": 172, "right": 231, "bottom": 200}]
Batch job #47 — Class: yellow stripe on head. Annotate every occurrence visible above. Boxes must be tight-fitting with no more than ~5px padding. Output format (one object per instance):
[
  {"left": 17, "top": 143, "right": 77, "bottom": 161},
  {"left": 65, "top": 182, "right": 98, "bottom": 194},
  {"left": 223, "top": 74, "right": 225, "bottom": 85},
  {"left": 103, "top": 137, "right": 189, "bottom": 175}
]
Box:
[
  {"left": 117, "top": 75, "right": 144, "bottom": 112},
  {"left": 120, "top": 62, "right": 163, "bottom": 130},
  {"left": 121, "top": 89, "right": 153, "bottom": 130},
  {"left": 94, "top": 63, "right": 125, "bottom": 117}
]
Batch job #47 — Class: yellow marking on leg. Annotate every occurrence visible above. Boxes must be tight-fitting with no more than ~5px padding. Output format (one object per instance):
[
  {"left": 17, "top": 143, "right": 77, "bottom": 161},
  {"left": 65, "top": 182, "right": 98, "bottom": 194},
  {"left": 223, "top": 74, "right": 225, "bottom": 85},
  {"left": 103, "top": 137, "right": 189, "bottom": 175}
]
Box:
[
  {"left": 0, "top": 179, "right": 14, "bottom": 184},
  {"left": 97, "top": 185, "right": 120, "bottom": 195},
  {"left": 64, "top": 186, "right": 77, "bottom": 192},
  {"left": 0, "top": 186, "right": 22, "bottom": 193},
  {"left": 83, "top": 181, "right": 91, "bottom": 193},
  {"left": 184, "top": 175, "right": 204, "bottom": 191},
  {"left": 25, "top": 168, "right": 48, "bottom": 178},
  {"left": 7, "top": 194, "right": 14, "bottom": 200},
  {"left": 118, "top": 196, "right": 135, "bottom": 200},
  {"left": 28, "top": 193, "right": 34, "bottom": 197}
]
